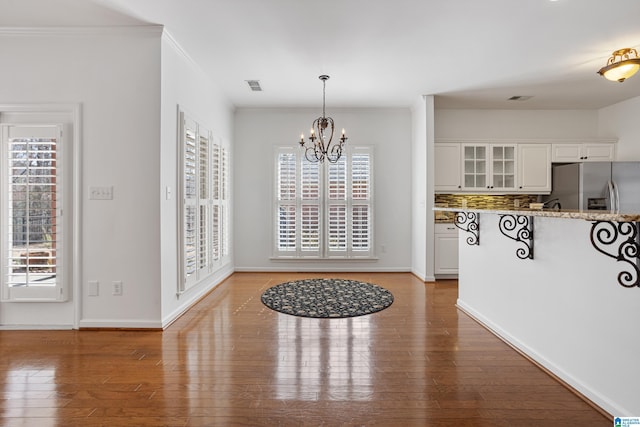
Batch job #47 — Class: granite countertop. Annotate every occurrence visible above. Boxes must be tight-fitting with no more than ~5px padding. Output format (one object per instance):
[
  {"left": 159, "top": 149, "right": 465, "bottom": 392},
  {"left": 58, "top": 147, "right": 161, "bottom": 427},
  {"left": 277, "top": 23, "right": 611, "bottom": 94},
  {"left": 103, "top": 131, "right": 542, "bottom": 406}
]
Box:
[{"left": 433, "top": 206, "right": 640, "bottom": 222}]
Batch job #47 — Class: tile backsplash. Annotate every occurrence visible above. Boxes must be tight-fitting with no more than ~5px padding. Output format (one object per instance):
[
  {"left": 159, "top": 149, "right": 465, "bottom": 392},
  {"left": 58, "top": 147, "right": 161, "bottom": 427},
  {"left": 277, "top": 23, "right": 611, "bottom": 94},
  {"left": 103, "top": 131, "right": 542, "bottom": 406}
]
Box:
[{"left": 435, "top": 194, "right": 539, "bottom": 222}]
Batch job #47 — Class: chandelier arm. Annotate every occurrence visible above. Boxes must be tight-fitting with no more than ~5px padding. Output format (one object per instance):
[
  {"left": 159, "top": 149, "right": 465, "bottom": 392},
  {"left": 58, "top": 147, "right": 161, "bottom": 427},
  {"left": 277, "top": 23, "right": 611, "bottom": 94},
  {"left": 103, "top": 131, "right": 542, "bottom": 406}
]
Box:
[{"left": 326, "top": 143, "right": 343, "bottom": 164}]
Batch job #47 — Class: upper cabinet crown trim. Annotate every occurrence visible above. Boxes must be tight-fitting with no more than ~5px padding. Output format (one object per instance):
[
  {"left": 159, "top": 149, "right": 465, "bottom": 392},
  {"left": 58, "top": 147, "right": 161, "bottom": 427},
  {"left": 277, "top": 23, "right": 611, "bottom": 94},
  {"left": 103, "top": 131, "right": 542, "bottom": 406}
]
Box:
[{"left": 435, "top": 137, "right": 618, "bottom": 144}]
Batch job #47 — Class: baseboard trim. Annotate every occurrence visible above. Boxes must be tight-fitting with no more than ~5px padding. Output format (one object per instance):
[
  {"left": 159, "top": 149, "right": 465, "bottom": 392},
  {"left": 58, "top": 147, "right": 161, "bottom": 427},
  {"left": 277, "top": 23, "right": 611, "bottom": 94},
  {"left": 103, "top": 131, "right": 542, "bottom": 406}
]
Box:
[
  {"left": 0, "top": 324, "right": 73, "bottom": 330},
  {"left": 456, "top": 300, "right": 614, "bottom": 421},
  {"left": 234, "top": 267, "right": 412, "bottom": 273},
  {"left": 161, "top": 267, "right": 234, "bottom": 329},
  {"left": 78, "top": 320, "right": 163, "bottom": 329}
]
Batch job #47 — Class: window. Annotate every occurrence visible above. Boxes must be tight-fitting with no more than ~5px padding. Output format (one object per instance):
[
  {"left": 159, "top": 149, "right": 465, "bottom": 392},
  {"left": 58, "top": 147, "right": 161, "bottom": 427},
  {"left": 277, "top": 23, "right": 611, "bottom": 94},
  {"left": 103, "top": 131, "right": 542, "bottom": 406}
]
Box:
[
  {"left": 274, "top": 146, "right": 373, "bottom": 258},
  {"left": 1, "top": 125, "right": 65, "bottom": 301},
  {"left": 179, "top": 111, "right": 229, "bottom": 293}
]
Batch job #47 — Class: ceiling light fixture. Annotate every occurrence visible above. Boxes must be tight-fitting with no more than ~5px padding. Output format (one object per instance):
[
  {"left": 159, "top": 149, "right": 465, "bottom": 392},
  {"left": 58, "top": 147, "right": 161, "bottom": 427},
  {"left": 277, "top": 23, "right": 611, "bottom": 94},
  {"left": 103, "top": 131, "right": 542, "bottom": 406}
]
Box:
[
  {"left": 298, "top": 75, "right": 347, "bottom": 163},
  {"left": 597, "top": 48, "right": 640, "bottom": 82}
]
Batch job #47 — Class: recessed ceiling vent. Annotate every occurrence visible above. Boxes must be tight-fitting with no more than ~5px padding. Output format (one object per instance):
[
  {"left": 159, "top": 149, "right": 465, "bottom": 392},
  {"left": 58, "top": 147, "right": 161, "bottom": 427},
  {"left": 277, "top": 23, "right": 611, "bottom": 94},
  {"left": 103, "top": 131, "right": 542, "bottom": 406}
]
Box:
[
  {"left": 508, "top": 95, "right": 533, "bottom": 101},
  {"left": 246, "top": 80, "right": 262, "bottom": 91}
]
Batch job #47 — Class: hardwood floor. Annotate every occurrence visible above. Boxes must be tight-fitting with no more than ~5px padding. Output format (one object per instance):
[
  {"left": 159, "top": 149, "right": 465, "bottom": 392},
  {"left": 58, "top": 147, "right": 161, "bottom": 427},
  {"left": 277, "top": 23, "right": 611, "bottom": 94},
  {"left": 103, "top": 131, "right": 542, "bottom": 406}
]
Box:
[{"left": 0, "top": 272, "right": 609, "bottom": 426}]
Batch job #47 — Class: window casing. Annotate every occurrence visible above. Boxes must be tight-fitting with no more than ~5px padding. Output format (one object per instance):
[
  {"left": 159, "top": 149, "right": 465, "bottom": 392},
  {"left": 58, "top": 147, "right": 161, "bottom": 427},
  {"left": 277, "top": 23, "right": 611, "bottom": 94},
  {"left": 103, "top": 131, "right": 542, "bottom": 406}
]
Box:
[
  {"left": 274, "top": 146, "right": 373, "bottom": 258},
  {"left": 1, "top": 125, "right": 66, "bottom": 301},
  {"left": 179, "top": 112, "right": 229, "bottom": 293}
]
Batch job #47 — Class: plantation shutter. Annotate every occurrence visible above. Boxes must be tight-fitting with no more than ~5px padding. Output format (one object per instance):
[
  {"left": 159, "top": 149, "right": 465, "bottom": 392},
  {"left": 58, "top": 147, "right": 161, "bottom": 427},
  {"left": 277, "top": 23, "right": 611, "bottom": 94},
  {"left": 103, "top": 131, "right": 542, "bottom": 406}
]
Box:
[
  {"left": 273, "top": 146, "right": 373, "bottom": 259},
  {"left": 211, "top": 140, "right": 220, "bottom": 264},
  {"left": 350, "top": 148, "right": 372, "bottom": 256},
  {"left": 221, "top": 145, "right": 230, "bottom": 258},
  {"left": 300, "top": 158, "right": 320, "bottom": 254},
  {"left": 197, "top": 129, "right": 210, "bottom": 276},
  {"left": 327, "top": 156, "right": 347, "bottom": 256},
  {"left": 2, "top": 125, "right": 64, "bottom": 301},
  {"left": 182, "top": 119, "right": 198, "bottom": 287},
  {"left": 179, "top": 110, "right": 231, "bottom": 293},
  {"left": 275, "top": 149, "right": 297, "bottom": 254}
]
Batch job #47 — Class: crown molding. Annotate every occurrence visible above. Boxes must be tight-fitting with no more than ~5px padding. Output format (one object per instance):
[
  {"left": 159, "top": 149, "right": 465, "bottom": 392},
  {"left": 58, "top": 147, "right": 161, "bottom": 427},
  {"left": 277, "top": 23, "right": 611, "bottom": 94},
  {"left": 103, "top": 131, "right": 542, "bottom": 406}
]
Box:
[{"left": 0, "top": 25, "right": 163, "bottom": 37}]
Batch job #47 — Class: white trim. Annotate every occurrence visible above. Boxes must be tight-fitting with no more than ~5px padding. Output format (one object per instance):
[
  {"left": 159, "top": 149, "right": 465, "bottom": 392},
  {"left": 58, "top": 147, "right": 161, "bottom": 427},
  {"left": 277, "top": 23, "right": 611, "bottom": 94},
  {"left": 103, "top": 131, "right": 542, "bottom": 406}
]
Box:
[
  {"left": 435, "top": 137, "right": 618, "bottom": 144},
  {"left": 235, "top": 267, "right": 410, "bottom": 272},
  {"left": 457, "top": 299, "right": 622, "bottom": 418},
  {"left": 162, "top": 266, "right": 233, "bottom": 328},
  {"left": 0, "top": 324, "right": 73, "bottom": 330},
  {"left": 0, "top": 25, "right": 163, "bottom": 37},
  {"left": 78, "top": 319, "right": 163, "bottom": 329}
]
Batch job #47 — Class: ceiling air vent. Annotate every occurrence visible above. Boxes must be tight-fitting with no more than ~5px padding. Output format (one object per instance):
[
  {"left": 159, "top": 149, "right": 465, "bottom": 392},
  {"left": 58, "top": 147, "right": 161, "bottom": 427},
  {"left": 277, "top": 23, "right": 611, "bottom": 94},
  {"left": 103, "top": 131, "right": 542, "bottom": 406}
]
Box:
[
  {"left": 246, "top": 80, "right": 262, "bottom": 92},
  {"left": 508, "top": 95, "right": 533, "bottom": 101}
]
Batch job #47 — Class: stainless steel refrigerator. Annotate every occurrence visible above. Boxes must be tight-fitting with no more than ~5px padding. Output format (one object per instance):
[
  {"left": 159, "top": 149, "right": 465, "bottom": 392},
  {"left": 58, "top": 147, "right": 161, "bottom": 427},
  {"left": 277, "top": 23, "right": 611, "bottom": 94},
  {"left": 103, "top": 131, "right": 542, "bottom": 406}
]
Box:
[{"left": 545, "top": 162, "right": 640, "bottom": 213}]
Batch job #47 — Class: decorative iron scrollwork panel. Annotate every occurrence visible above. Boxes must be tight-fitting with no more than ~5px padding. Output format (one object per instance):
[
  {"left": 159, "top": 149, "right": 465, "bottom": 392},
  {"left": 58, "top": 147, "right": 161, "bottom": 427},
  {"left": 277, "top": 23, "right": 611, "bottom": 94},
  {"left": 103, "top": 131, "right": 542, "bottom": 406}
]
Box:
[
  {"left": 454, "top": 211, "right": 480, "bottom": 246},
  {"left": 590, "top": 221, "right": 640, "bottom": 288},
  {"left": 498, "top": 215, "right": 534, "bottom": 260}
]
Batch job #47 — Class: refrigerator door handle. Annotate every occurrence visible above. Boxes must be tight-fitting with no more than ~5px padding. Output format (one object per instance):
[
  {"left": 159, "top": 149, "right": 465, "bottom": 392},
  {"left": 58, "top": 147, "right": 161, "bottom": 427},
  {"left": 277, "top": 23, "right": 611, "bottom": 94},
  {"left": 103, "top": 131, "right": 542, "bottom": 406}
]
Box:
[
  {"left": 606, "top": 180, "right": 616, "bottom": 212},
  {"left": 611, "top": 181, "right": 620, "bottom": 213}
]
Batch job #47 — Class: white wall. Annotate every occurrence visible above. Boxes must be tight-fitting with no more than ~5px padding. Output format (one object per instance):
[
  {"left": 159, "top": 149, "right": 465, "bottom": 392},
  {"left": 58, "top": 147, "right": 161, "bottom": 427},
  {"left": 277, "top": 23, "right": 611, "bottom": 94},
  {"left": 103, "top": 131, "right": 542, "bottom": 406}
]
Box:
[
  {"left": 598, "top": 95, "right": 640, "bottom": 160},
  {"left": 435, "top": 109, "right": 599, "bottom": 139},
  {"left": 234, "top": 107, "right": 412, "bottom": 271},
  {"left": 458, "top": 214, "right": 640, "bottom": 416},
  {"left": 159, "top": 32, "right": 234, "bottom": 326},
  {"left": 0, "top": 27, "right": 165, "bottom": 328}
]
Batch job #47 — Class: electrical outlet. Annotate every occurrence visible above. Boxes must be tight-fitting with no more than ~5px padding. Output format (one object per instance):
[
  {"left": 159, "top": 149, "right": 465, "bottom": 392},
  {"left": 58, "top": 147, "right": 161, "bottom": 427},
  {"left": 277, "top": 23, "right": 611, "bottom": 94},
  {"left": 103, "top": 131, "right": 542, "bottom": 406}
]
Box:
[
  {"left": 461, "top": 198, "right": 468, "bottom": 208},
  {"left": 112, "top": 281, "right": 123, "bottom": 296},
  {"left": 514, "top": 199, "right": 521, "bottom": 208}
]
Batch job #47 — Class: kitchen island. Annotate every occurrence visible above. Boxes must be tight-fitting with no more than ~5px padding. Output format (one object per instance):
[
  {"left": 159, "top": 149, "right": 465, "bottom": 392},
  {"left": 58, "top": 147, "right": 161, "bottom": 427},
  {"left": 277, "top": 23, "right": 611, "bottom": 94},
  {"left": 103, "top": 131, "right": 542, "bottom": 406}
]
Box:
[{"left": 434, "top": 206, "right": 640, "bottom": 418}]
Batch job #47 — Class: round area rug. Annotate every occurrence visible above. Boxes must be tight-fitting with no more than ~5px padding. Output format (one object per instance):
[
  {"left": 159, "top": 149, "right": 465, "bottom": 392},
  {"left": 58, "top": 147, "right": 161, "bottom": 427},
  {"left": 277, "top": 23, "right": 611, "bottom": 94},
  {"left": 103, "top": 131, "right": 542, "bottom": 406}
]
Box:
[{"left": 261, "top": 278, "right": 394, "bottom": 318}]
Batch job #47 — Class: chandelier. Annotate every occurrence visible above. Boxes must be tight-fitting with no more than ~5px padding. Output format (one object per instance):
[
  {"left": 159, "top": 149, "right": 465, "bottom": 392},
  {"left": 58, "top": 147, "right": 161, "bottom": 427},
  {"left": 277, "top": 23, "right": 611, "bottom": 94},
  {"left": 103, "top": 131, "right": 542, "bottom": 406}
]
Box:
[
  {"left": 298, "top": 75, "right": 347, "bottom": 163},
  {"left": 597, "top": 48, "right": 640, "bottom": 82}
]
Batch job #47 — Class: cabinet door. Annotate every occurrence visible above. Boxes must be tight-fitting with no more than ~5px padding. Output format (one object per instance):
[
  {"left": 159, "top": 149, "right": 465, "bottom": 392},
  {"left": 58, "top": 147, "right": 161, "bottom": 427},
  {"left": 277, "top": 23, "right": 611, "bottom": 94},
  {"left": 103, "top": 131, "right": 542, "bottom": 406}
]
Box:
[
  {"left": 491, "top": 145, "right": 516, "bottom": 191},
  {"left": 462, "top": 144, "right": 488, "bottom": 191},
  {"left": 435, "top": 230, "right": 459, "bottom": 275},
  {"left": 434, "top": 144, "right": 461, "bottom": 192},
  {"left": 552, "top": 143, "right": 616, "bottom": 162},
  {"left": 517, "top": 144, "right": 551, "bottom": 193},
  {"left": 583, "top": 143, "right": 615, "bottom": 161},
  {"left": 552, "top": 144, "right": 582, "bottom": 162}
]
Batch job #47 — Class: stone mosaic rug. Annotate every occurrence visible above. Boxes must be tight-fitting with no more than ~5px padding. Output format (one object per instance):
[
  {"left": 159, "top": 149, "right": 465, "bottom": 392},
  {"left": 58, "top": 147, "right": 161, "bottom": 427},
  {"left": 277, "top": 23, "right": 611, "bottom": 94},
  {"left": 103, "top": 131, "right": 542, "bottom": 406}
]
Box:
[{"left": 261, "top": 278, "right": 394, "bottom": 318}]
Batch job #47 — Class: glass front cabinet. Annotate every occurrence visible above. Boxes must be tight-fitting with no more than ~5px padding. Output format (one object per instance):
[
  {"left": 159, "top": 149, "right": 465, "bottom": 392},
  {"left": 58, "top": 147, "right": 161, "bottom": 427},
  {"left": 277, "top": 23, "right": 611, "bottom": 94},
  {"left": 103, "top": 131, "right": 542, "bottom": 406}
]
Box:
[{"left": 462, "top": 144, "right": 516, "bottom": 192}]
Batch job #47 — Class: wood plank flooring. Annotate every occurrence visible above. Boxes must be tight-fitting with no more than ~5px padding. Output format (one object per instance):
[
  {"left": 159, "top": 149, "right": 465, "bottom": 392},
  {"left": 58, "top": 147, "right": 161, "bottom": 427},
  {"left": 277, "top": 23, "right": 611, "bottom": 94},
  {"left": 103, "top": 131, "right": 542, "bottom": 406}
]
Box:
[{"left": 0, "top": 272, "right": 610, "bottom": 426}]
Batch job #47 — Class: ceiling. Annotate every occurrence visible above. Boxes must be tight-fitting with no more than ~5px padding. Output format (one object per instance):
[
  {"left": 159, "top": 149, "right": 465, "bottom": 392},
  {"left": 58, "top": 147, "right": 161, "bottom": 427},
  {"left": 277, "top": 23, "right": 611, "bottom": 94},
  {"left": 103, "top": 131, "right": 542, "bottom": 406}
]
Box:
[{"left": 3, "top": 0, "right": 640, "bottom": 110}]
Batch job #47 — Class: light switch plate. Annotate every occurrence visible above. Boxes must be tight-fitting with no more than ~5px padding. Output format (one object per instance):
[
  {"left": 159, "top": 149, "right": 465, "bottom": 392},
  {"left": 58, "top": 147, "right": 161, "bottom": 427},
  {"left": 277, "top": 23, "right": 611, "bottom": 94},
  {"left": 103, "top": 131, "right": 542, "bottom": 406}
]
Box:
[
  {"left": 88, "top": 280, "right": 99, "bottom": 296},
  {"left": 89, "top": 186, "right": 113, "bottom": 200}
]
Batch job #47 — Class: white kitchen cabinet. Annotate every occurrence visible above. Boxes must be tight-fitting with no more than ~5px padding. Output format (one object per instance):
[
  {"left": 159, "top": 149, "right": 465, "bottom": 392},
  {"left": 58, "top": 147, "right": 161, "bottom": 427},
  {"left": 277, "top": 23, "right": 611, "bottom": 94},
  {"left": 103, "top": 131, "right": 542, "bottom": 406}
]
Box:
[
  {"left": 434, "top": 143, "right": 462, "bottom": 191},
  {"left": 551, "top": 143, "right": 616, "bottom": 162},
  {"left": 461, "top": 143, "right": 516, "bottom": 192},
  {"left": 434, "top": 223, "right": 458, "bottom": 276},
  {"left": 517, "top": 143, "right": 551, "bottom": 193}
]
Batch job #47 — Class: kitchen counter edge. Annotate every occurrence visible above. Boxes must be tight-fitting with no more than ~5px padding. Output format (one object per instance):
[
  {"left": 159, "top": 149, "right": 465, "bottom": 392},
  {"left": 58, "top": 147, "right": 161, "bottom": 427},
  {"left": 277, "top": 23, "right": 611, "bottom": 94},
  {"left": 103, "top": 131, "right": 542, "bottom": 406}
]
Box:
[{"left": 433, "top": 206, "right": 640, "bottom": 222}]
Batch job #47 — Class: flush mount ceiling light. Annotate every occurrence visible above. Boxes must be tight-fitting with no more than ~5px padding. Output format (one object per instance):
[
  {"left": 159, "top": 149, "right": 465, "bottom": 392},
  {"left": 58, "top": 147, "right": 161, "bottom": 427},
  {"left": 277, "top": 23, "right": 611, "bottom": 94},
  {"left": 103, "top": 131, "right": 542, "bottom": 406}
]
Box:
[
  {"left": 597, "top": 48, "right": 640, "bottom": 82},
  {"left": 298, "top": 75, "right": 347, "bottom": 163}
]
